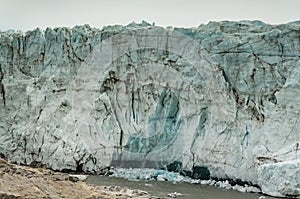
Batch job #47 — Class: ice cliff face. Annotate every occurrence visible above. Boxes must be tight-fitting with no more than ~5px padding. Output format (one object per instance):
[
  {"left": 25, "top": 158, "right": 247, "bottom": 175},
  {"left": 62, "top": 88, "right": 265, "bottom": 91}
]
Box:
[{"left": 1, "top": 21, "right": 300, "bottom": 197}]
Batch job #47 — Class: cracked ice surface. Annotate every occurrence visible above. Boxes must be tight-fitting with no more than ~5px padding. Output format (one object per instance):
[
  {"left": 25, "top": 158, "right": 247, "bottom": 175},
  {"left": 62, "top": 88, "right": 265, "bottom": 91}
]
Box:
[{"left": 1, "top": 21, "right": 300, "bottom": 197}]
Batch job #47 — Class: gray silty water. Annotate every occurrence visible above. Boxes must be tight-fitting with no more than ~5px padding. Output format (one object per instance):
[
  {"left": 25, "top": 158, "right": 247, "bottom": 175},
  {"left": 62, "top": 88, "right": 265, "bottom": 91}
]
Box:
[{"left": 86, "top": 175, "right": 272, "bottom": 199}]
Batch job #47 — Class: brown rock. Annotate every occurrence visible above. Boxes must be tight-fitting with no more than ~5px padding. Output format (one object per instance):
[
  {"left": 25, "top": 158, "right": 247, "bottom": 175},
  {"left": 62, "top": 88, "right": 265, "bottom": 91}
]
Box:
[
  {"left": 0, "top": 158, "right": 8, "bottom": 165},
  {"left": 0, "top": 163, "right": 165, "bottom": 199}
]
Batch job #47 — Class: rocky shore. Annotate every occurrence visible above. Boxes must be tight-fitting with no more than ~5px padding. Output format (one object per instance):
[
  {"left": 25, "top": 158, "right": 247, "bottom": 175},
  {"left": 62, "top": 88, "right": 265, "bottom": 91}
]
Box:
[{"left": 0, "top": 159, "right": 163, "bottom": 199}]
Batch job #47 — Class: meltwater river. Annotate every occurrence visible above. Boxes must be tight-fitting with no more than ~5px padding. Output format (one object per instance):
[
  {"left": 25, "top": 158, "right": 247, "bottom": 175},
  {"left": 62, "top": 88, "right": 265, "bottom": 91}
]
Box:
[{"left": 86, "top": 175, "right": 272, "bottom": 199}]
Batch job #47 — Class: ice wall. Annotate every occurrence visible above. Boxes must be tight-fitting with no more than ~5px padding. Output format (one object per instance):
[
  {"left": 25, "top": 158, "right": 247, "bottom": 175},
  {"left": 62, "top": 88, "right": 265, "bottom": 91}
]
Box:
[{"left": 1, "top": 21, "right": 300, "bottom": 197}]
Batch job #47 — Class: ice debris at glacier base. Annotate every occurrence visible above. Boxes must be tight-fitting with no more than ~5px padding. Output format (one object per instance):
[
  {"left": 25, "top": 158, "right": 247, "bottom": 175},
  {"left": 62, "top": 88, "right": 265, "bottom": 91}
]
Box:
[{"left": 110, "top": 168, "right": 260, "bottom": 193}]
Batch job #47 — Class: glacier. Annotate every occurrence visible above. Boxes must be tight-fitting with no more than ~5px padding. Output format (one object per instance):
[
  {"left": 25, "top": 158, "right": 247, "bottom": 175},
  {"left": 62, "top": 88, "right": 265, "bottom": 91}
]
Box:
[{"left": 1, "top": 21, "right": 300, "bottom": 197}]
